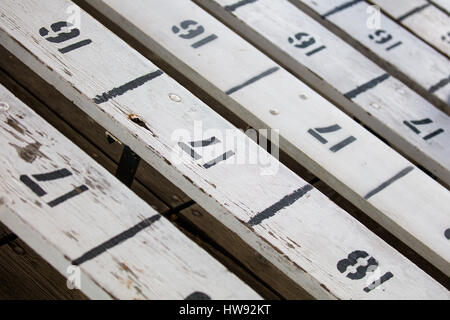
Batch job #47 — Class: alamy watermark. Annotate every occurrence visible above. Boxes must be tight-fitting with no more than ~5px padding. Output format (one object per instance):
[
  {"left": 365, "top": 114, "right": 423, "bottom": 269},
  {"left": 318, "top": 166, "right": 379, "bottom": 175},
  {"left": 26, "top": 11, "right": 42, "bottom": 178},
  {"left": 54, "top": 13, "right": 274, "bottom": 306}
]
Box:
[
  {"left": 66, "top": 265, "right": 81, "bottom": 290},
  {"left": 171, "top": 121, "right": 280, "bottom": 176},
  {"left": 66, "top": 4, "right": 81, "bottom": 30},
  {"left": 366, "top": 5, "right": 381, "bottom": 30}
]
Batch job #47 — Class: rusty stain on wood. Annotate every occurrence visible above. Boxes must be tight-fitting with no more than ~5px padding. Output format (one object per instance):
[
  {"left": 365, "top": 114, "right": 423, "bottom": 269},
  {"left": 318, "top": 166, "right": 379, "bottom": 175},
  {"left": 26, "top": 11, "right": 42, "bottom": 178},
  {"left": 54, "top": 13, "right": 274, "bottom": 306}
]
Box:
[{"left": 9, "top": 141, "right": 45, "bottom": 163}]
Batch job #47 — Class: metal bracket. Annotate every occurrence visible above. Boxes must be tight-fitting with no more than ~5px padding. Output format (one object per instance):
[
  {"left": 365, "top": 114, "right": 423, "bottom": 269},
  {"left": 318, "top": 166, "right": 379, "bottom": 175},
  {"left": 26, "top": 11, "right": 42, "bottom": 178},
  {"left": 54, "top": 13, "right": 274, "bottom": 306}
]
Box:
[{"left": 115, "top": 145, "right": 141, "bottom": 187}]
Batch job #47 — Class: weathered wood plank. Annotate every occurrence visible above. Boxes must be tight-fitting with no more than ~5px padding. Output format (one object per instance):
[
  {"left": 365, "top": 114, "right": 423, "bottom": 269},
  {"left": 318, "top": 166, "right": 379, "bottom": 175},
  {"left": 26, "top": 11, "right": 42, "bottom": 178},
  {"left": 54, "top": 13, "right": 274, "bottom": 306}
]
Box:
[
  {"left": 1, "top": 0, "right": 448, "bottom": 299},
  {"left": 0, "top": 67, "right": 170, "bottom": 214},
  {"left": 196, "top": 0, "right": 450, "bottom": 187},
  {"left": 290, "top": 0, "right": 450, "bottom": 114},
  {"left": 368, "top": 0, "right": 450, "bottom": 57},
  {"left": 0, "top": 46, "right": 191, "bottom": 209},
  {"left": 84, "top": 0, "right": 450, "bottom": 278},
  {"left": 0, "top": 84, "right": 259, "bottom": 300},
  {"left": 0, "top": 70, "right": 281, "bottom": 299}
]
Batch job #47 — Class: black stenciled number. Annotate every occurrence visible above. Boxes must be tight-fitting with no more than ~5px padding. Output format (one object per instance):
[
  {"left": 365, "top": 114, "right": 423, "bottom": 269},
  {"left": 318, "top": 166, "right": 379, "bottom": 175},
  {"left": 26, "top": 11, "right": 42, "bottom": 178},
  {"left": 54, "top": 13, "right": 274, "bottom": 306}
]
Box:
[
  {"left": 288, "top": 32, "right": 316, "bottom": 48},
  {"left": 369, "top": 29, "right": 392, "bottom": 44},
  {"left": 403, "top": 118, "right": 444, "bottom": 141},
  {"left": 39, "top": 21, "right": 92, "bottom": 54},
  {"left": 20, "top": 168, "right": 88, "bottom": 207},
  {"left": 172, "top": 20, "right": 218, "bottom": 49},
  {"left": 337, "top": 250, "right": 393, "bottom": 293},
  {"left": 368, "top": 29, "right": 402, "bottom": 51},
  {"left": 288, "top": 32, "right": 326, "bottom": 56},
  {"left": 185, "top": 292, "right": 211, "bottom": 300},
  {"left": 308, "top": 124, "right": 356, "bottom": 152},
  {"left": 178, "top": 136, "right": 235, "bottom": 169},
  {"left": 337, "top": 250, "right": 378, "bottom": 280},
  {"left": 172, "top": 20, "right": 205, "bottom": 39}
]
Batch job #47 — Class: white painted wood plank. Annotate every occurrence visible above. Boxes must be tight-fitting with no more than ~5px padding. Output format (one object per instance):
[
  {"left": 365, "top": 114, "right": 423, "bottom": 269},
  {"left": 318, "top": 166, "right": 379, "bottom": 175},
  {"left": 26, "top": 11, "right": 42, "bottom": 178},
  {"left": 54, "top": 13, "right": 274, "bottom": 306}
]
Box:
[
  {"left": 196, "top": 0, "right": 450, "bottom": 191},
  {"left": 85, "top": 0, "right": 450, "bottom": 277},
  {"left": 293, "top": 0, "right": 450, "bottom": 114},
  {"left": 430, "top": 0, "right": 450, "bottom": 14},
  {"left": 0, "top": 84, "right": 259, "bottom": 300},
  {"left": 1, "top": 0, "right": 448, "bottom": 299},
  {"left": 369, "top": 0, "right": 450, "bottom": 57}
]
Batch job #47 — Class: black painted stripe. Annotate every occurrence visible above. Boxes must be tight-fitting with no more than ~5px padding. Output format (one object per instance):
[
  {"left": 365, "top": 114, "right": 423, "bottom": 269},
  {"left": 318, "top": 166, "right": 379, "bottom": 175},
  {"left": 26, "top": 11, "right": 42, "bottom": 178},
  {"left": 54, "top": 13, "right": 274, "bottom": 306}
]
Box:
[
  {"left": 178, "top": 142, "right": 202, "bottom": 160},
  {"left": 316, "top": 124, "right": 341, "bottom": 134},
  {"left": 59, "top": 39, "right": 92, "bottom": 54},
  {"left": 20, "top": 175, "right": 47, "bottom": 197},
  {"left": 93, "top": 70, "right": 164, "bottom": 104},
  {"left": 428, "top": 75, "right": 450, "bottom": 94},
  {"left": 364, "top": 167, "right": 414, "bottom": 200},
  {"left": 191, "top": 34, "right": 218, "bottom": 49},
  {"left": 344, "top": 74, "right": 390, "bottom": 99},
  {"left": 363, "top": 272, "right": 394, "bottom": 292},
  {"left": 185, "top": 292, "right": 212, "bottom": 300},
  {"left": 322, "top": 0, "right": 364, "bottom": 18},
  {"left": 308, "top": 129, "right": 328, "bottom": 144},
  {"left": 385, "top": 41, "right": 402, "bottom": 51},
  {"left": 423, "top": 128, "right": 444, "bottom": 141},
  {"left": 403, "top": 121, "right": 421, "bottom": 134},
  {"left": 48, "top": 185, "right": 89, "bottom": 208},
  {"left": 72, "top": 214, "right": 162, "bottom": 266},
  {"left": 306, "top": 45, "right": 327, "bottom": 56},
  {"left": 33, "top": 168, "right": 72, "bottom": 181},
  {"left": 225, "top": 67, "right": 280, "bottom": 95},
  {"left": 203, "top": 150, "right": 235, "bottom": 169},
  {"left": 329, "top": 136, "right": 356, "bottom": 152},
  {"left": 224, "top": 0, "right": 258, "bottom": 12},
  {"left": 190, "top": 137, "right": 220, "bottom": 148},
  {"left": 397, "top": 3, "right": 431, "bottom": 21},
  {"left": 248, "top": 184, "right": 314, "bottom": 226},
  {"left": 411, "top": 118, "right": 433, "bottom": 125}
]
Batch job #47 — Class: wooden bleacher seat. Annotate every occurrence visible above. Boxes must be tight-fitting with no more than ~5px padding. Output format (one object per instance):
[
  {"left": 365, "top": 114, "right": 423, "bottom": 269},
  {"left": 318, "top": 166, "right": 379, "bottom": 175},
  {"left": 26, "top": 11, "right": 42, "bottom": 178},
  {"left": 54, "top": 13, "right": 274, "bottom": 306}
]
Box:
[
  {"left": 0, "top": 83, "right": 260, "bottom": 299},
  {"left": 0, "top": 0, "right": 448, "bottom": 300},
  {"left": 83, "top": 0, "right": 450, "bottom": 278},
  {"left": 293, "top": 0, "right": 450, "bottom": 114},
  {"left": 198, "top": 0, "right": 449, "bottom": 185},
  {"left": 368, "top": 0, "right": 449, "bottom": 57}
]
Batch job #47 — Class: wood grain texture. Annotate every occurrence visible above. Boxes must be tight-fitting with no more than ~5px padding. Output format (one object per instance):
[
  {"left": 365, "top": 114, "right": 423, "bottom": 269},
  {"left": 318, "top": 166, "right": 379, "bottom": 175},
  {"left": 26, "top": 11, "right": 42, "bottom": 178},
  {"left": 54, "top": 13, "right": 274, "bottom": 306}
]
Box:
[
  {"left": 292, "top": 0, "right": 450, "bottom": 114},
  {"left": 196, "top": 0, "right": 450, "bottom": 186},
  {"left": 85, "top": 0, "right": 450, "bottom": 278},
  {"left": 1, "top": 0, "right": 448, "bottom": 299},
  {"left": 0, "top": 84, "right": 259, "bottom": 300},
  {"left": 369, "top": 0, "right": 450, "bottom": 57}
]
